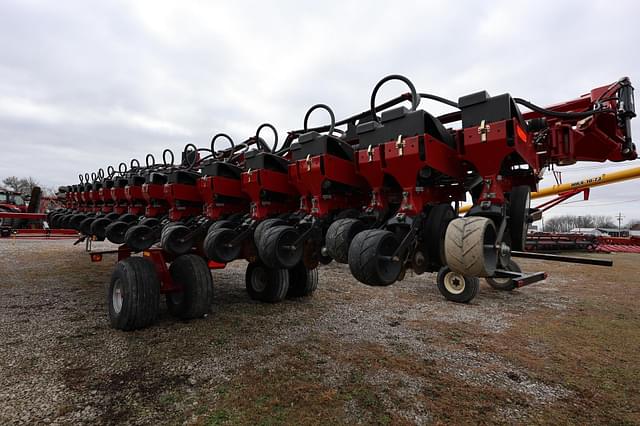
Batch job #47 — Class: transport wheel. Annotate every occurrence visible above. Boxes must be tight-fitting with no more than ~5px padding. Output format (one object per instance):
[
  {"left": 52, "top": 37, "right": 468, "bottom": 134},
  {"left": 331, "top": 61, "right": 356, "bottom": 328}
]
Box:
[
  {"left": 424, "top": 204, "right": 455, "bottom": 265},
  {"left": 79, "top": 217, "right": 96, "bottom": 235},
  {"left": 325, "top": 218, "right": 365, "bottom": 264},
  {"left": 161, "top": 224, "right": 193, "bottom": 255},
  {"left": 253, "top": 218, "right": 286, "bottom": 247},
  {"left": 139, "top": 217, "right": 160, "bottom": 228},
  {"left": 91, "top": 217, "right": 112, "bottom": 240},
  {"left": 124, "top": 225, "right": 155, "bottom": 251},
  {"left": 166, "top": 254, "right": 213, "bottom": 319},
  {"left": 245, "top": 262, "right": 289, "bottom": 303},
  {"left": 68, "top": 213, "right": 87, "bottom": 230},
  {"left": 286, "top": 262, "right": 318, "bottom": 298},
  {"left": 204, "top": 228, "right": 241, "bottom": 263},
  {"left": 118, "top": 213, "right": 138, "bottom": 223},
  {"left": 485, "top": 259, "right": 521, "bottom": 291},
  {"left": 348, "top": 229, "right": 402, "bottom": 286},
  {"left": 258, "top": 225, "right": 303, "bottom": 269},
  {"left": 108, "top": 257, "right": 160, "bottom": 330},
  {"left": 445, "top": 217, "right": 497, "bottom": 277},
  {"left": 436, "top": 266, "right": 480, "bottom": 303},
  {"left": 508, "top": 186, "right": 531, "bottom": 251},
  {"left": 105, "top": 212, "right": 121, "bottom": 221}
]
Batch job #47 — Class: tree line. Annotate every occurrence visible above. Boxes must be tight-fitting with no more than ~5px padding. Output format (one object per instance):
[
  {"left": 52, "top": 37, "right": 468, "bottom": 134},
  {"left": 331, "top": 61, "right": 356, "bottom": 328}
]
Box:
[{"left": 542, "top": 214, "right": 639, "bottom": 232}]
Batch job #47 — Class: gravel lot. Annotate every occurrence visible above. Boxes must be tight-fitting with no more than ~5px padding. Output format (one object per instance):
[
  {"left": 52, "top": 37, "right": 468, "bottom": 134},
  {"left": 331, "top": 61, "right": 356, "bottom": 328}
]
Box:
[{"left": 0, "top": 239, "right": 638, "bottom": 425}]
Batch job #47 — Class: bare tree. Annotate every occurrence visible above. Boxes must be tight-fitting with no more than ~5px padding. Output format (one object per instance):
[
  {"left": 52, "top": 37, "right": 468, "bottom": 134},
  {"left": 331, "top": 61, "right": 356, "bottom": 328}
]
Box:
[
  {"left": 1, "top": 176, "right": 41, "bottom": 194},
  {"left": 543, "top": 214, "right": 617, "bottom": 232}
]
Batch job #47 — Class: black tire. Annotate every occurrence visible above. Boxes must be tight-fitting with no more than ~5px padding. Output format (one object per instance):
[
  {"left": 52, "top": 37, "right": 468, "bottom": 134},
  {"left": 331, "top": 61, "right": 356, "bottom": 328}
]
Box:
[
  {"left": 209, "top": 220, "right": 235, "bottom": 232},
  {"left": 118, "top": 213, "right": 138, "bottom": 224},
  {"left": 287, "top": 262, "right": 318, "bottom": 298},
  {"left": 105, "top": 221, "right": 129, "bottom": 244},
  {"left": 348, "top": 229, "right": 402, "bottom": 286},
  {"left": 325, "top": 218, "right": 365, "bottom": 264},
  {"left": 509, "top": 186, "right": 531, "bottom": 251},
  {"left": 108, "top": 257, "right": 160, "bottom": 330},
  {"left": 436, "top": 265, "right": 480, "bottom": 303},
  {"left": 245, "top": 262, "right": 289, "bottom": 303},
  {"left": 253, "top": 218, "right": 286, "bottom": 247},
  {"left": 424, "top": 204, "right": 455, "bottom": 266},
  {"left": 161, "top": 224, "right": 193, "bottom": 255},
  {"left": 140, "top": 217, "right": 160, "bottom": 228},
  {"left": 91, "top": 217, "right": 112, "bottom": 240},
  {"left": 335, "top": 208, "right": 360, "bottom": 220},
  {"left": 79, "top": 216, "right": 96, "bottom": 235},
  {"left": 485, "top": 259, "right": 521, "bottom": 291},
  {"left": 166, "top": 254, "right": 213, "bottom": 319},
  {"left": 203, "top": 228, "right": 241, "bottom": 263},
  {"left": 68, "top": 213, "right": 88, "bottom": 230},
  {"left": 105, "top": 212, "right": 121, "bottom": 221},
  {"left": 257, "top": 225, "right": 303, "bottom": 269},
  {"left": 60, "top": 214, "right": 74, "bottom": 229},
  {"left": 124, "top": 225, "right": 155, "bottom": 251}
]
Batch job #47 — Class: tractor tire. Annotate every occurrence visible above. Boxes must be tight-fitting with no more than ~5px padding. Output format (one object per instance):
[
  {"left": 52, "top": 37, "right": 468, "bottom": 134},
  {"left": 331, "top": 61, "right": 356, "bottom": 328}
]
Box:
[
  {"left": 91, "top": 217, "right": 112, "bottom": 240},
  {"left": 124, "top": 225, "right": 155, "bottom": 251},
  {"left": 105, "top": 221, "right": 129, "bottom": 244},
  {"left": 325, "top": 218, "right": 365, "bottom": 264},
  {"left": 485, "top": 259, "right": 521, "bottom": 291},
  {"left": 105, "top": 212, "right": 121, "bottom": 221},
  {"left": 445, "top": 217, "right": 497, "bottom": 277},
  {"left": 348, "top": 229, "right": 402, "bottom": 286},
  {"left": 161, "top": 224, "right": 193, "bottom": 255},
  {"left": 166, "top": 254, "right": 213, "bottom": 319},
  {"left": 424, "top": 204, "right": 455, "bottom": 266},
  {"left": 253, "top": 218, "right": 286, "bottom": 248},
  {"left": 204, "top": 228, "right": 241, "bottom": 263},
  {"left": 436, "top": 266, "right": 480, "bottom": 303},
  {"left": 245, "top": 262, "right": 289, "bottom": 303},
  {"left": 509, "top": 186, "right": 531, "bottom": 251},
  {"left": 257, "top": 225, "right": 303, "bottom": 269},
  {"left": 108, "top": 257, "right": 160, "bottom": 330},
  {"left": 287, "top": 262, "right": 318, "bottom": 298}
]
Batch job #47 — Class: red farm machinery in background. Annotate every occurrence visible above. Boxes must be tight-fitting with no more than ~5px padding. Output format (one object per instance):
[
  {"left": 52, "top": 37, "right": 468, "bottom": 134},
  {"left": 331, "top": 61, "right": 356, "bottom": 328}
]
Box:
[{"left": 46, "top": 74, "right": 636, "bottom": 330}]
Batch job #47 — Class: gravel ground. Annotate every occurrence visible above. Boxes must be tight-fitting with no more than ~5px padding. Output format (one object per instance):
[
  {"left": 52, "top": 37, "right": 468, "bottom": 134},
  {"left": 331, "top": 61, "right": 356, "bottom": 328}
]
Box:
[{"left": 0, "top": 239, "right": 638, "bottom": 425}]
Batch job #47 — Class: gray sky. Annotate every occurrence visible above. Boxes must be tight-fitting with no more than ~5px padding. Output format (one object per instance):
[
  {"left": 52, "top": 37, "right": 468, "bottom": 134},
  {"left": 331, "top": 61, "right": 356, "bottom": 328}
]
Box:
[{"left": 0, "top": 0, "right": 639, "bottom": 223}]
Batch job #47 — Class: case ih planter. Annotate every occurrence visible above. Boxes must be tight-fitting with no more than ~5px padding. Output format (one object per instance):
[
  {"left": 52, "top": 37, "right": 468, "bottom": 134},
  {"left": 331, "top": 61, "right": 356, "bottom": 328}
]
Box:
[{"left": 51, "top": 74, "right": 636, "bottom": 330}]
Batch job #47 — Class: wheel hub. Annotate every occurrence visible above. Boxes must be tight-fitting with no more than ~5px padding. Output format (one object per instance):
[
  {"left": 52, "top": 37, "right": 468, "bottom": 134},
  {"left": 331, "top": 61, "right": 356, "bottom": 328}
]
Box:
[
  {"left": 444, "top": 271, "right": 466, "bottom": 295},
  {"left": 251, "top": 267, "right": 268, "bottom": 292},
  {"left": 112, "top": 279, "right": 124, "bottom": 314}
]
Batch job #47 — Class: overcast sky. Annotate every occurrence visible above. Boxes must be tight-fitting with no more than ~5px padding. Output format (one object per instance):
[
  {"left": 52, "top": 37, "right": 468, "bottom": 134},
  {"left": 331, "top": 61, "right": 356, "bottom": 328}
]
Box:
[{"left": 0, "top": 0, "right": 638, "bottom": 223}]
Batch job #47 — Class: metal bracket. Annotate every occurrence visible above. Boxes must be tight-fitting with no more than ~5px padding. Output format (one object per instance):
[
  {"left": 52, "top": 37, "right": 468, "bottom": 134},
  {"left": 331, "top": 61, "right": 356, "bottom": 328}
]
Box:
[
  {"left": 396, "top": 134, "right": 405, "bottom": 155},
  {"left": 367, "top": 145, "right": 374, "bottom": 162},
  {"left": 305, "top": 154, "right": 312, "bottom": 171},
  {"left": 478, "top": 120, "right": 491, "bottom": 142}
]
